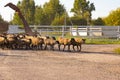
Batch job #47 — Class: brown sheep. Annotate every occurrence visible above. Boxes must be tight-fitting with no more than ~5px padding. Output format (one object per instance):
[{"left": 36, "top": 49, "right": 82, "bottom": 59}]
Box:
[
  {"left": 25, "top": 35, "right": 44, "bottom": 50},
  {"left": 0, "top": 36, "right": 7, "bottom": 49},
  {"left": 44, "top": 36, "right": 57, "bottom": 50},
  {"left": 72, "top": 38, "right": 86, "bottom": 52},
  {"left": 57, "top": 37, "right": 72, "bottom": 51},
  {"left": 5, "top": 34, "right": 18, "bottom": 49},
  {"left": 16, "top": 38, "right": 32, "bottom": 49}
]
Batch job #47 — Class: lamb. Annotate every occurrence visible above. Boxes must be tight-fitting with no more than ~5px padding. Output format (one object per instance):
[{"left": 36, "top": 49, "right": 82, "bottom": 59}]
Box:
[
  {"left": 25, "top": 35, "right": 44, "bottom": 50},
  {"left": 0, "top": 36, "right": 7, "bottom": 49},
  {"left": 57, "top": 37, "right": 72, "bottom": 51},
  {"left": 5, "top": 34, "right": 18, "bottom": 49},
  {"left": 57, "top": 37, "right": 85, "bottom": 52},
  {"left": 16, "top": 38, "right": 32, "bottom": 49},
  {"left": 43, "top": 36, "right": 57, "bottom": 50},
  {"left": 72, "top": 38, "right": 86, "bottom": 52}
]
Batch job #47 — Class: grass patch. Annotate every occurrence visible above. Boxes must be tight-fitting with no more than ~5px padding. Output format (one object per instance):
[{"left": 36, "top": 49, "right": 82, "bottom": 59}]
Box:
[
  {"left": 86, "top": 38, "right": 120, "bottom": 44},
  {"left": 114, "top": 48, "right": 120, "bottom": 55}
]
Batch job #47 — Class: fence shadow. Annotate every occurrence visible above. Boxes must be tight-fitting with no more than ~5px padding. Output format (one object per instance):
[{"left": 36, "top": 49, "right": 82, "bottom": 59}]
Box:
[
  {"left": 0, "top": 52, "right": 28, "bottom": 57},
  {"left": 80, "top": 51, "right": 119, "bottom": 56}
]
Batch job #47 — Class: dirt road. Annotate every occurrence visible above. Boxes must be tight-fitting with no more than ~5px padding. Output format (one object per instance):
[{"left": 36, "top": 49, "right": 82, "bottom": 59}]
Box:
[{"left": 0, "top": 44, "right": 120, "bottom": 80}]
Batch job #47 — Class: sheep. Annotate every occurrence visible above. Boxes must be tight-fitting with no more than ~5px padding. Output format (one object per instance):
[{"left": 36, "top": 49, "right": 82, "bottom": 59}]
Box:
[
  {"left": 0, "top": 36, "right": 7, "bottom": 49},
  {"left": 16, "top": 38, "right": 32, "bottom": 50},
  {"left": 25, "top": 35, "right": 44, "bottom": 50},
  {"left": 57, "top": 37, "right": 85, "bottom": 52},
  {"left": 57, "top": 37, "right": 72, "bottom": 51},
  {"left": 0, "top": 33, "right": 86, "bottom": 52},
  {"left": 72, "top": 38, "right": 86, "bottom": 52},
  {"left": 5, "top": 34, "right": 18, "bottom": 49},
  {"left": 16, "top": 33, "right": 26, "bottom": 39},
  {"left": 43, "top": 36, "right": 57, "bottom": 50}
]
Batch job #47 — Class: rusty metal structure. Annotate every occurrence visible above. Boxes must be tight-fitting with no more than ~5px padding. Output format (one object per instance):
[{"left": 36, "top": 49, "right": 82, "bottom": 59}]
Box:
[{"left": 4, "top": 3, "right": 35, "bottom": 36}]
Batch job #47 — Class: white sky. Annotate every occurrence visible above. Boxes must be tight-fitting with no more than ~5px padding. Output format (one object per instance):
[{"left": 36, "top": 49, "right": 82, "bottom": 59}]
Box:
[{"left": 0, "top": 0, "right": 120, "bottom": 21}]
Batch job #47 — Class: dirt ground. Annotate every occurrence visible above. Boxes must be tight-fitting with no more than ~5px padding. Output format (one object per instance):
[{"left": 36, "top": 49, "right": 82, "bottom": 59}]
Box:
[{"left": 0, "top": 44, "right": 120, "bottom": 80}]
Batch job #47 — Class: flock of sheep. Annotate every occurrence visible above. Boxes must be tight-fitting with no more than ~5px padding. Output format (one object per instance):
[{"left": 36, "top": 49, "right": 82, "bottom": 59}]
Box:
[
  {"left": 0, "top": 33, "right": 85, "bottom": 52},
  {"left": 1, "top": 3, "right": 85, "bottom": 52}
]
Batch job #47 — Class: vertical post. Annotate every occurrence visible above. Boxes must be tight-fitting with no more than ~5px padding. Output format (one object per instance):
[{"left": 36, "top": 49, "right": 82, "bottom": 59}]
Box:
[
  {"left": 10, "top": 13, "right": 12, "bottom": 21},
  {"left": 62, "top": 10, "right": 66, "bottom": 37},
  {"left": 117, "top": 26, "right": 120, "bottom": 40},
  {"left": 62, "top": 26, "right": 65, "bottom": 37}
]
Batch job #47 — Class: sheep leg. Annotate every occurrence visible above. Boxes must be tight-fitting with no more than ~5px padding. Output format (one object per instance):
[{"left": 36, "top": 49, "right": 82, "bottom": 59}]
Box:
[
  {"left": 63, "top": 45, "right": 66, "bottom": 51},
  {"left": 51, "top": 45, "right": 54, "bottom": 51},
  {"left": 44, "top": 44, "right": 47, "bottom": 50},
  {"left": 79, "top": 44, "right": 81, "bottom": 52},
  {"left": 58, "top": 44, "right": 61, "bottom": 51},
  {"left": 77, "top": 45, "right": 80, "bottom": 51},
  {"left": 26, "top": 44, "right": 29, "bottom": 50},
  {"left": 68, "top": 45, "right": 71, "bottom": 52},
  {"left": 40, "top": 44, "right": 43, "bottom": 50},
  {"left": 72, "top": 45, "right": 75, "bottom": 51}
]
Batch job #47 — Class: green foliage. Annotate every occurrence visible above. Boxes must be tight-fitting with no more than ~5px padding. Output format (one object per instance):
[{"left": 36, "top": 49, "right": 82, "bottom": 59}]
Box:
[
  {"left": 104, "top": 8, "right": 120, "bottom": 26},
  {"left": 11, "top": 0, "right": 96, "bottom": 26},
  {"left": 12, "top": 13, "right": 23, "bottom": 25},
  {"left": 12, "top": 0, "right": 35, "bottom": 25},
  {"left": 51, "top": 15, "right": 63, "bottom": 26},
  {"left": 71, "top": 0, "right": 95, "bottom": 25},
  {"left": 71, "top": 0, "right": 88, "bottom": 17},
  {"left": 28, "top": 0, "right": 35, "bottom": 24},
  {"left": 34, "top": 6, "right": 46, "bottom": 25},
  {"left": 51, "top": 12, "right": 71, "bottom": 26},
  {"left": 114, "top": 48, "right": 120, "bottom": 54},
  {"left": 92, "top": 17, "right": 105, "bottom": 25},
  {"left": 43, "top": 0, "right": 65, "bottom": 25},
  {"left": 70, "top": 17, "right": 87, "bottom": 25}
]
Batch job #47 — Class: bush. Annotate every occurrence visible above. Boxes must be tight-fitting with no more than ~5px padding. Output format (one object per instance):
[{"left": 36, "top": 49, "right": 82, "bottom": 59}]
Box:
[{"left": 114, "top": 48, "right": 120, "bottom": 54}]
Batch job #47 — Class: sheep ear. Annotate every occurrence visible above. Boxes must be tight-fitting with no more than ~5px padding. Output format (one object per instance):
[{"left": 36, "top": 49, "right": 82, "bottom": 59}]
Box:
[
  {"left": 82, "top": 39, "right": 86, "bottom": 41},
  {"left": 56, "top": 41, "right": 59, "bottom": 44}
]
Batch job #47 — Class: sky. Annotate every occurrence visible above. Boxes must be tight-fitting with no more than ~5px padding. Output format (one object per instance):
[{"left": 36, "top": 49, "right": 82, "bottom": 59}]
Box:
[{"left": 0, "top": 0, "right": 120, "bottom": 22}]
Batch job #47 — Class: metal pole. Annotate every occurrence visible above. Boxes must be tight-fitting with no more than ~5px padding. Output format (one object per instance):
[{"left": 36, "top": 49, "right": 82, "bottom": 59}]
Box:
[
  {"left": 62, "top": 10, "right": 66, "bottom": 37},
  {"left": 117, "top": 26, "right": 120, "bottom": 40}
]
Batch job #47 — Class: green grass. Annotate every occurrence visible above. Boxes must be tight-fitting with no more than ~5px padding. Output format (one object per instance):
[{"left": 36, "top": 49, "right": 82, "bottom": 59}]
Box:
[
  {"left": 86, "top": 38, "right": 120, "bottom": 44},
  {"left": 114, "top": 48, "right": 120, "bottom": 55}
]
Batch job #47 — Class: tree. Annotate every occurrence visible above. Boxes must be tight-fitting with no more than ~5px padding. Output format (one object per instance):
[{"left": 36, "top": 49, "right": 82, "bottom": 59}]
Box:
[
  {"left": 34, "top": 6, "right": 46, "bottom": 25},
  {"left": 71, "top": 0, "right": 95, "bottom": 25},
  {"left": 71, "top": 0, "right": 87, "bottom": 18},
  {"left": 28, "top": 0, "right": 35, "bottom": 24},
  {"left": 104, "top": 8, "right": 120, "bottom": 26},
  {"left": 12, "top": 0, "right": 35, "bottom": 25},
  {"left": 12, "top": 12, "right": 23, "bottom": 25},
  {"left": 85, "top": 2, "right": 95, "bottom": 25},
  {"left": 51, "top": 12, "right": 70, "bottom": 26},
  {"left": 70, "top": 16, "right": 87, "bottom": 25},
  {"left": 43, "top": 0, "right": 65, "bottom": 25},
  {"left": 92, "top": 17, "right": 105, "bottom": 25}
]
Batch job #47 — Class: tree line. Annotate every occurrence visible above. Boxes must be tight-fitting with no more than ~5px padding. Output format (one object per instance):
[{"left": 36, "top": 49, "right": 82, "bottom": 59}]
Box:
[
  {"left": 11, "top": 0, "right": 96, "bottom": 26},
  {"left": 1, "top": 0, "right": 120, "bottom": 26}
]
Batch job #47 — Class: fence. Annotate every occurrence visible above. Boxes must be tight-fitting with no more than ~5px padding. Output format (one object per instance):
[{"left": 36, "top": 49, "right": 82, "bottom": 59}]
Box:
[{"left": 7, "top": 25, "right": 120, "bottom": 39}]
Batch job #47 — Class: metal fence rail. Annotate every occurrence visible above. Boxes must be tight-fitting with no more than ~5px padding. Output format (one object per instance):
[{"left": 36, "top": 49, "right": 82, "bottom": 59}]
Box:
[{"left": 8, "top": 25, "right": 120, "bottom": 39}]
